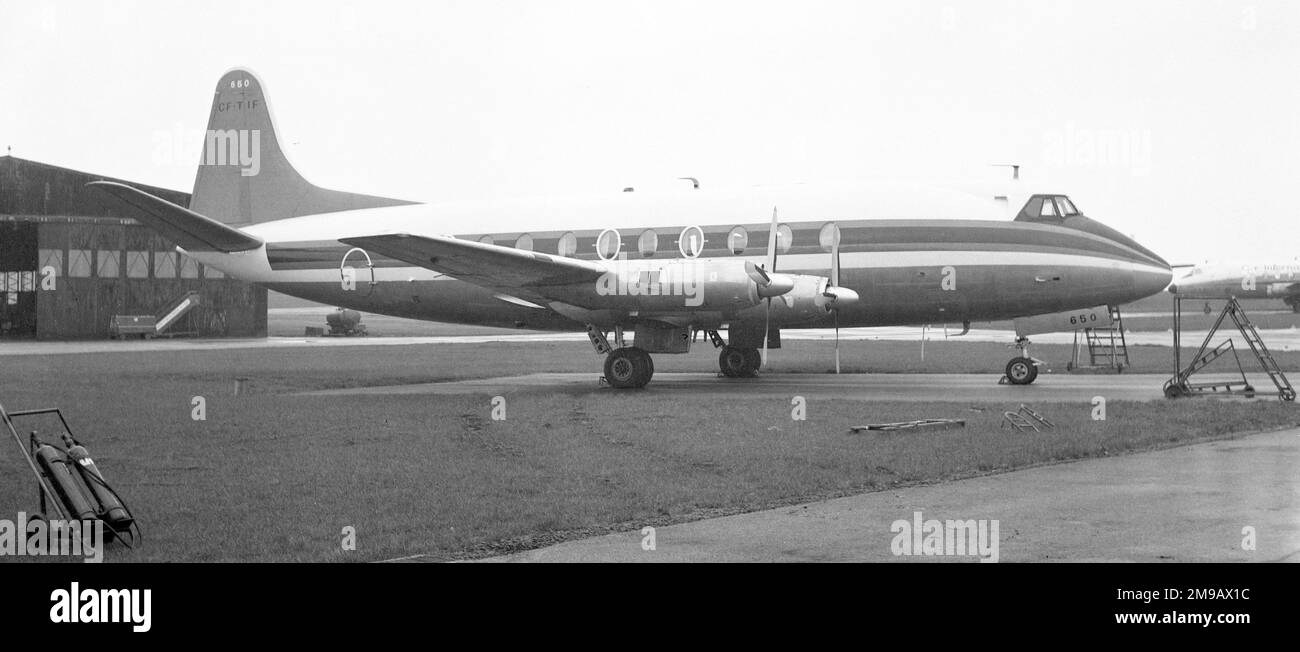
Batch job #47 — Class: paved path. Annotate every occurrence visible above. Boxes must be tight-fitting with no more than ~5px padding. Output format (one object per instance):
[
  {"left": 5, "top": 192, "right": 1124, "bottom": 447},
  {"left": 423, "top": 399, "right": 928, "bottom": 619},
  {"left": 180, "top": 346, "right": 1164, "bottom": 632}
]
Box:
[
  {"left": 475, "top": 427, "right": 1300, "bottom": 562},
  {"left": 5, "top": 327, "right": 1296, "bottom": 356},
  {"left": 306, "top": 371, "right": 1190, "bottom": 402}
]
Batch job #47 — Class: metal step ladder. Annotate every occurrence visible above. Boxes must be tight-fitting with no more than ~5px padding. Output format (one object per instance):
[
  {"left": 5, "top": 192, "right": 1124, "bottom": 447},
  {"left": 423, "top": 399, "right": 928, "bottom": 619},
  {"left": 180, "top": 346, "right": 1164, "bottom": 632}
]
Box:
[
  {"left": 1001, "top": 405, "right": 1056, "bottom": 432},
  {"left": 1069, "top": 306, "right": 1130, "bottom": 372},
  {"left": 1165, "top": 296, "right": 1296, "bottom": 401},
  {"left": 154, "top": 291, "right": 202, "bottom": 335}
]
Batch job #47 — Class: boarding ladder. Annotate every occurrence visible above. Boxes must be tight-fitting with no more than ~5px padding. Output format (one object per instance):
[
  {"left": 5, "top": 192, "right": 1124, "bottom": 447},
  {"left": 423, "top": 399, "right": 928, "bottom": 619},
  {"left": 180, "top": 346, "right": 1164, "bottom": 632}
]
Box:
[
  {"left": 1069, "top": 306, "right": 1130, "bottom": 372},
  {"left": 109, "top": 290, "right": 202, "bottom": 339},
  {"left": 154, "top": 291, "right": 201, "bottom": 334},
  {"left": 1164, "top": 296, "right": 1295, "bottom": 401}
]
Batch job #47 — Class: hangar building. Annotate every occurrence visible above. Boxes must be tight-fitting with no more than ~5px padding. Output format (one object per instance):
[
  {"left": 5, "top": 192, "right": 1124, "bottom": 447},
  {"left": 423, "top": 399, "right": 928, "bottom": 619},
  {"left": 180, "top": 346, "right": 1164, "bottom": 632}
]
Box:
[{"left": 0, "top": 155, "right": 266, "bottom": 339}]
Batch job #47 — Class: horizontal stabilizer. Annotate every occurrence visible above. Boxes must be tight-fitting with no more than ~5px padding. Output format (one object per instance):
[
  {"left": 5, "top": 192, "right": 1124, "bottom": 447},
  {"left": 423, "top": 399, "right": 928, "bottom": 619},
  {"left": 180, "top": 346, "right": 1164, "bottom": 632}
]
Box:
[
  {"left": 340, "top": 233, "right": 606, "bottom": 288},
  {"left": 88, "top": 181, "right": 263, "bottom": 253}
]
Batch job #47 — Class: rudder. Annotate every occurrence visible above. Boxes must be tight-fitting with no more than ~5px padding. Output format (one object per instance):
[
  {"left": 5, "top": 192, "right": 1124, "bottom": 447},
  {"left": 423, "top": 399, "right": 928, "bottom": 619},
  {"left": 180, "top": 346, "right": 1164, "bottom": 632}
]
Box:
[{"left": 190, "top": 68, "right": 416, "bottom": 226}]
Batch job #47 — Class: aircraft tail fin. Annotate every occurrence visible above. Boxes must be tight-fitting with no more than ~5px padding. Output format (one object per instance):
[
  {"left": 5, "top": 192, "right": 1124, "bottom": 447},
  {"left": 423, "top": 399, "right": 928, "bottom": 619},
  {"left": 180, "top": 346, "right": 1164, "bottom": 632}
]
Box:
[{"left": 190, "top": 68, "right": 417, "bottom": 227}]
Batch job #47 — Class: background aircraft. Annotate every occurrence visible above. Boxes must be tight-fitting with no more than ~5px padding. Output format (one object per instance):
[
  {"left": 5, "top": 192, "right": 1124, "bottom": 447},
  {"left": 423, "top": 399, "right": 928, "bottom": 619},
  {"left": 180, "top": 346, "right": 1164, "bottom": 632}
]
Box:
[
  {"left": 93, "top": 69, "right": 1173, "bottom": 388},
  {"left": 1169, "top": 262, "right": 1300, "bottom": 312}
]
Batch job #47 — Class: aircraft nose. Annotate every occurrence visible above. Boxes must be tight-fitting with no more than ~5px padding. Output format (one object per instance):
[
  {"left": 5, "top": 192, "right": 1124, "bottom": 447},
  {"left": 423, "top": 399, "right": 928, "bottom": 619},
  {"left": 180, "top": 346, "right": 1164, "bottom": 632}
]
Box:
[{"left": 1135, "top": 264, "right": 1174, "bottom": 299}]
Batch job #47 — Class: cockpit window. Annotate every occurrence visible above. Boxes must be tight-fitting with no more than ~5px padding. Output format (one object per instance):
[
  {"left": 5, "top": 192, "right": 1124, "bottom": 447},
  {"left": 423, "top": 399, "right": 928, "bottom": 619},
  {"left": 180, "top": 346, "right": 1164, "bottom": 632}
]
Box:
[
  {"left": 1056, "top": 197, "right": 1080, "bottom": 216},
  {"left": 1014, "top": 195, "right": 1082, "bottom": 223}
]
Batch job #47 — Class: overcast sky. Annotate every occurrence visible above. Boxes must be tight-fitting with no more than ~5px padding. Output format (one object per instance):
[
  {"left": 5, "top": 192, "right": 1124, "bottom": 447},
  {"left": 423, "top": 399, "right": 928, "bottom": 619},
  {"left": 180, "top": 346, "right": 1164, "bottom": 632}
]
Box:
[{"left": 2, "top": 0, "right": 1297, "bottom": 262}]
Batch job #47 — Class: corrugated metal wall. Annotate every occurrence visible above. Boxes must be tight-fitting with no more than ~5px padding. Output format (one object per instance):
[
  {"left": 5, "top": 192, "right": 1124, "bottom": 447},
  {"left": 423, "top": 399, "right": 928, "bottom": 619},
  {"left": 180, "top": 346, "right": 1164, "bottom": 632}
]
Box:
[
  {"left": 1, "top": 156, "right": 267, "bottom": 339},
  {"left": 34, "top": 221, "right": 267, "bottom": 338}
]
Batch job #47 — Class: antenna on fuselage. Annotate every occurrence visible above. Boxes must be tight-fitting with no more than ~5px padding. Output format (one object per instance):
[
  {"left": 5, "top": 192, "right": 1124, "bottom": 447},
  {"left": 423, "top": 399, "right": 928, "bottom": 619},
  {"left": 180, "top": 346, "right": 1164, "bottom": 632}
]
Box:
[
  {"left": 991, "top": 163, "right": 1020, "bottom": 180},
  {"left": 678, "top": 177, "right": 700, "bottom": 189}
]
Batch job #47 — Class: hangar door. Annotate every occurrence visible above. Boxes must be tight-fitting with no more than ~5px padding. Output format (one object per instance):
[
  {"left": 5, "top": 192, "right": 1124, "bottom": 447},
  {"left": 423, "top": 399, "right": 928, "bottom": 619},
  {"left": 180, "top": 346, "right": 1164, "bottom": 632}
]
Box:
[{"left": 0, "top": 221, "right": 38, "bottom": 337}]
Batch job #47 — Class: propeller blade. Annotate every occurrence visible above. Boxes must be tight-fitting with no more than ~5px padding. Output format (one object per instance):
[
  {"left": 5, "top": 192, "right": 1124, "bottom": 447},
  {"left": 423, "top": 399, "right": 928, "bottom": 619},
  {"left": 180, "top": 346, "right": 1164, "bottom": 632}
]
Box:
[
  {"left": 761, "top": 297, "right": 771, "bottom": 368},
  {"left": 830, "top": 235, "right": 840, "bottom": 288},
  {"left": 765, "top": 207, "right": 779, "bottom": 274},
  {"left": 834, "top": 310, "right": 841, "bottom": 374}
]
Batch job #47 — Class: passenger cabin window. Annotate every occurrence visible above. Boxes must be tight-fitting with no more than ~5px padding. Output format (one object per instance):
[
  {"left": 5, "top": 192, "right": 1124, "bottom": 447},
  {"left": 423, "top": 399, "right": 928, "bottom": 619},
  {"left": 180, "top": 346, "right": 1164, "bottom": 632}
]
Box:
[
  {"left": 637, "top": 230, "right": 658, "bottom": 257},
  {"left": 678, "top": 226, "right": 705, "bottom": 258},
  {"left": 558, "top": 232, "right": 577, "bottom": 257},
  {"left": 776, "top": 224, "right": 793, "bottom": 254},
  {"left": 818, "top": 223, "right": 841, "bottom": 252},
  {"left": 728, "top": 226, "right": 748, "bottom": 254},
  {"left": 596, "top": 229, "right": 621, "bottom": 260}
]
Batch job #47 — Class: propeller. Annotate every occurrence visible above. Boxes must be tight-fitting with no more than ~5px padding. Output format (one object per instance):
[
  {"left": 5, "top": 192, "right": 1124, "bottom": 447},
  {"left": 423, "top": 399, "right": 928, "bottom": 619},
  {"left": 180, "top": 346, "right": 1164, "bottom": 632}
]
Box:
[
  {"left": 761, "top": 207, "right": 781, "bottom": 367},
  {"left": 816, "top": 232, "right": 860, "bottom": 373}
]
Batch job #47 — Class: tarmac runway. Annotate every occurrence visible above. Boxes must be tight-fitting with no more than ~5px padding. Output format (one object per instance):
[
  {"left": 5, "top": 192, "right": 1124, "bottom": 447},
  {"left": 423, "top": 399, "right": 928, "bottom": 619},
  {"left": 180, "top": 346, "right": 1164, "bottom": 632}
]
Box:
[
  {"left": 473, "top": 426, "right": 1300, "bottom": 563},
  {"left": 301, "top": 371, "right": 1245, "bottom": 402},
  {"left": 4, "top": 326, "right": 1296, "bottom": 357}
]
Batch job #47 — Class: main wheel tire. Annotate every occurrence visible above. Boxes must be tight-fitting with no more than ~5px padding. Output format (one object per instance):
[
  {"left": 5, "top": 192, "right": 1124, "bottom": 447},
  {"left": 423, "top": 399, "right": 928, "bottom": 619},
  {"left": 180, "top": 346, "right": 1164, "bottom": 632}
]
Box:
[
  {"left": 629, "top": 347, "right": 654, "bottom": 384},
  {"left": 719, "top": 346, "right": 749, "bottom": 378},
  {"left": 605, "top": 348, "right": 652, "bottom": 389},
  {"left": 741, "top": 348, "right": 762, "bottom": 376},
  {"left": 1005, "top": 357, "right": 1038, "bottom": 385}
]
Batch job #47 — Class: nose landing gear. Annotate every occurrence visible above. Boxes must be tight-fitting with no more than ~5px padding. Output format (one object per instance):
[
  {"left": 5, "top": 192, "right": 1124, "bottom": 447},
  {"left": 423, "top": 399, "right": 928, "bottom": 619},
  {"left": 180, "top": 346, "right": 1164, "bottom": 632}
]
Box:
[{"left": 1002, "top": 337, "right": 1041, "bottom": 385}]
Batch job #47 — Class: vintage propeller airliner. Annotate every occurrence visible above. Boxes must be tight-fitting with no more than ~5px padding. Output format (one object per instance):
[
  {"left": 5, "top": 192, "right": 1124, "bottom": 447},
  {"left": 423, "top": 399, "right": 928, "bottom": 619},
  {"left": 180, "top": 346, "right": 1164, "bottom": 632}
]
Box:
[{"left": 92, "top": 69, "right": 1173, "bottom": 388}]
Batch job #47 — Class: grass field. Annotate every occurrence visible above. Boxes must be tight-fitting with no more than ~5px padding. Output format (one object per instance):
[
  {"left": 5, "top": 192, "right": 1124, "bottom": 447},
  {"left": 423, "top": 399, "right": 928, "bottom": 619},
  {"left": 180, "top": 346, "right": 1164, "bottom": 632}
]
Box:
[{"left": 1, "top": 341, "right": 1296, "bottom": 562}]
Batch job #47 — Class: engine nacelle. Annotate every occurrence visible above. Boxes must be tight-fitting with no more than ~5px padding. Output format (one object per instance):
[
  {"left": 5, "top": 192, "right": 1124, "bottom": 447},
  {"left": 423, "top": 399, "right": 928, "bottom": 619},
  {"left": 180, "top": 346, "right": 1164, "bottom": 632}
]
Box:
[
  {"left": 544, "top": 258, "right": 858, "bottom": 322},
  {"left": 760, "top": 275, "right": 859, "bottom": 323}
]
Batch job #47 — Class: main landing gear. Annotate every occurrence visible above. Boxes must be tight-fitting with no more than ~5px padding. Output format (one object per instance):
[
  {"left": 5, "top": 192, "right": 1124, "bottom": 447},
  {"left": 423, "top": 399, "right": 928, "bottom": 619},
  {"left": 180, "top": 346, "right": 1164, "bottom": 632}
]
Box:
[
  {"left": 718, "top": 345, "right": 762, "bottom": 378},
  {"left": 589, "top": 324, "right": 656, "bottom": 389},
  {"left": 588, "top": 325, "right": 765, "bottom": 389},
  {"left": 604, "top": 347, "right": 654, "bottom": 389},
  {"left": 1003, "top": 337, "right": 1040, "bottom": 385}
]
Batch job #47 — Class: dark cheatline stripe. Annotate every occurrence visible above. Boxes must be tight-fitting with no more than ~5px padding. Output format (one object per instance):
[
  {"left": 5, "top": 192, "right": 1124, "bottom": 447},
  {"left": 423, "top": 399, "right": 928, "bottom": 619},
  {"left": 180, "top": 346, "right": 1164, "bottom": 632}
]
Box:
[
  {"left": 266, "top": 219, "right": 1162, "bottom": 271},
  {"left": 267, "top": 247, "right": 410, "bottom": 270}
]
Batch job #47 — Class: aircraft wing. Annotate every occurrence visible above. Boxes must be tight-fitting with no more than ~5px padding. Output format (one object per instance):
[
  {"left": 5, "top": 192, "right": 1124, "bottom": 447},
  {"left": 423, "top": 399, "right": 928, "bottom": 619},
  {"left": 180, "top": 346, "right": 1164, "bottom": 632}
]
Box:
[{"left": 339, "top": 233, "right": 607, "bottom": 288}]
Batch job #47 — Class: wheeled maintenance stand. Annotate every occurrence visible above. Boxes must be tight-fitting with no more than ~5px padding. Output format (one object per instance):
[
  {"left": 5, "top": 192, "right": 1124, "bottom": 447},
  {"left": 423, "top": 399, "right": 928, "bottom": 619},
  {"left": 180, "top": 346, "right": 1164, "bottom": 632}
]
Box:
[
  {"left": 1, "top": 401, "right": 71, "bottom": 521},
  {"left": 1164, "top": 296, "right": 1295, "bottom": 401},
  {"left": 1, "top": 401, "right": 141, "bottom": 545}
]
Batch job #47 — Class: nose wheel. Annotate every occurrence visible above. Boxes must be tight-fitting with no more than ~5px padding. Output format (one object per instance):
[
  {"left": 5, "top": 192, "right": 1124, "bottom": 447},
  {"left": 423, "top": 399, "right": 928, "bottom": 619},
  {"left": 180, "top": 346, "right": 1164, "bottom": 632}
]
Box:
[
  {"left": 1005, "top": 357, "right": 1039, "bottom": 385},
  {"left": 604, "top": 347, "right": 654, "bottom": 389}
]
